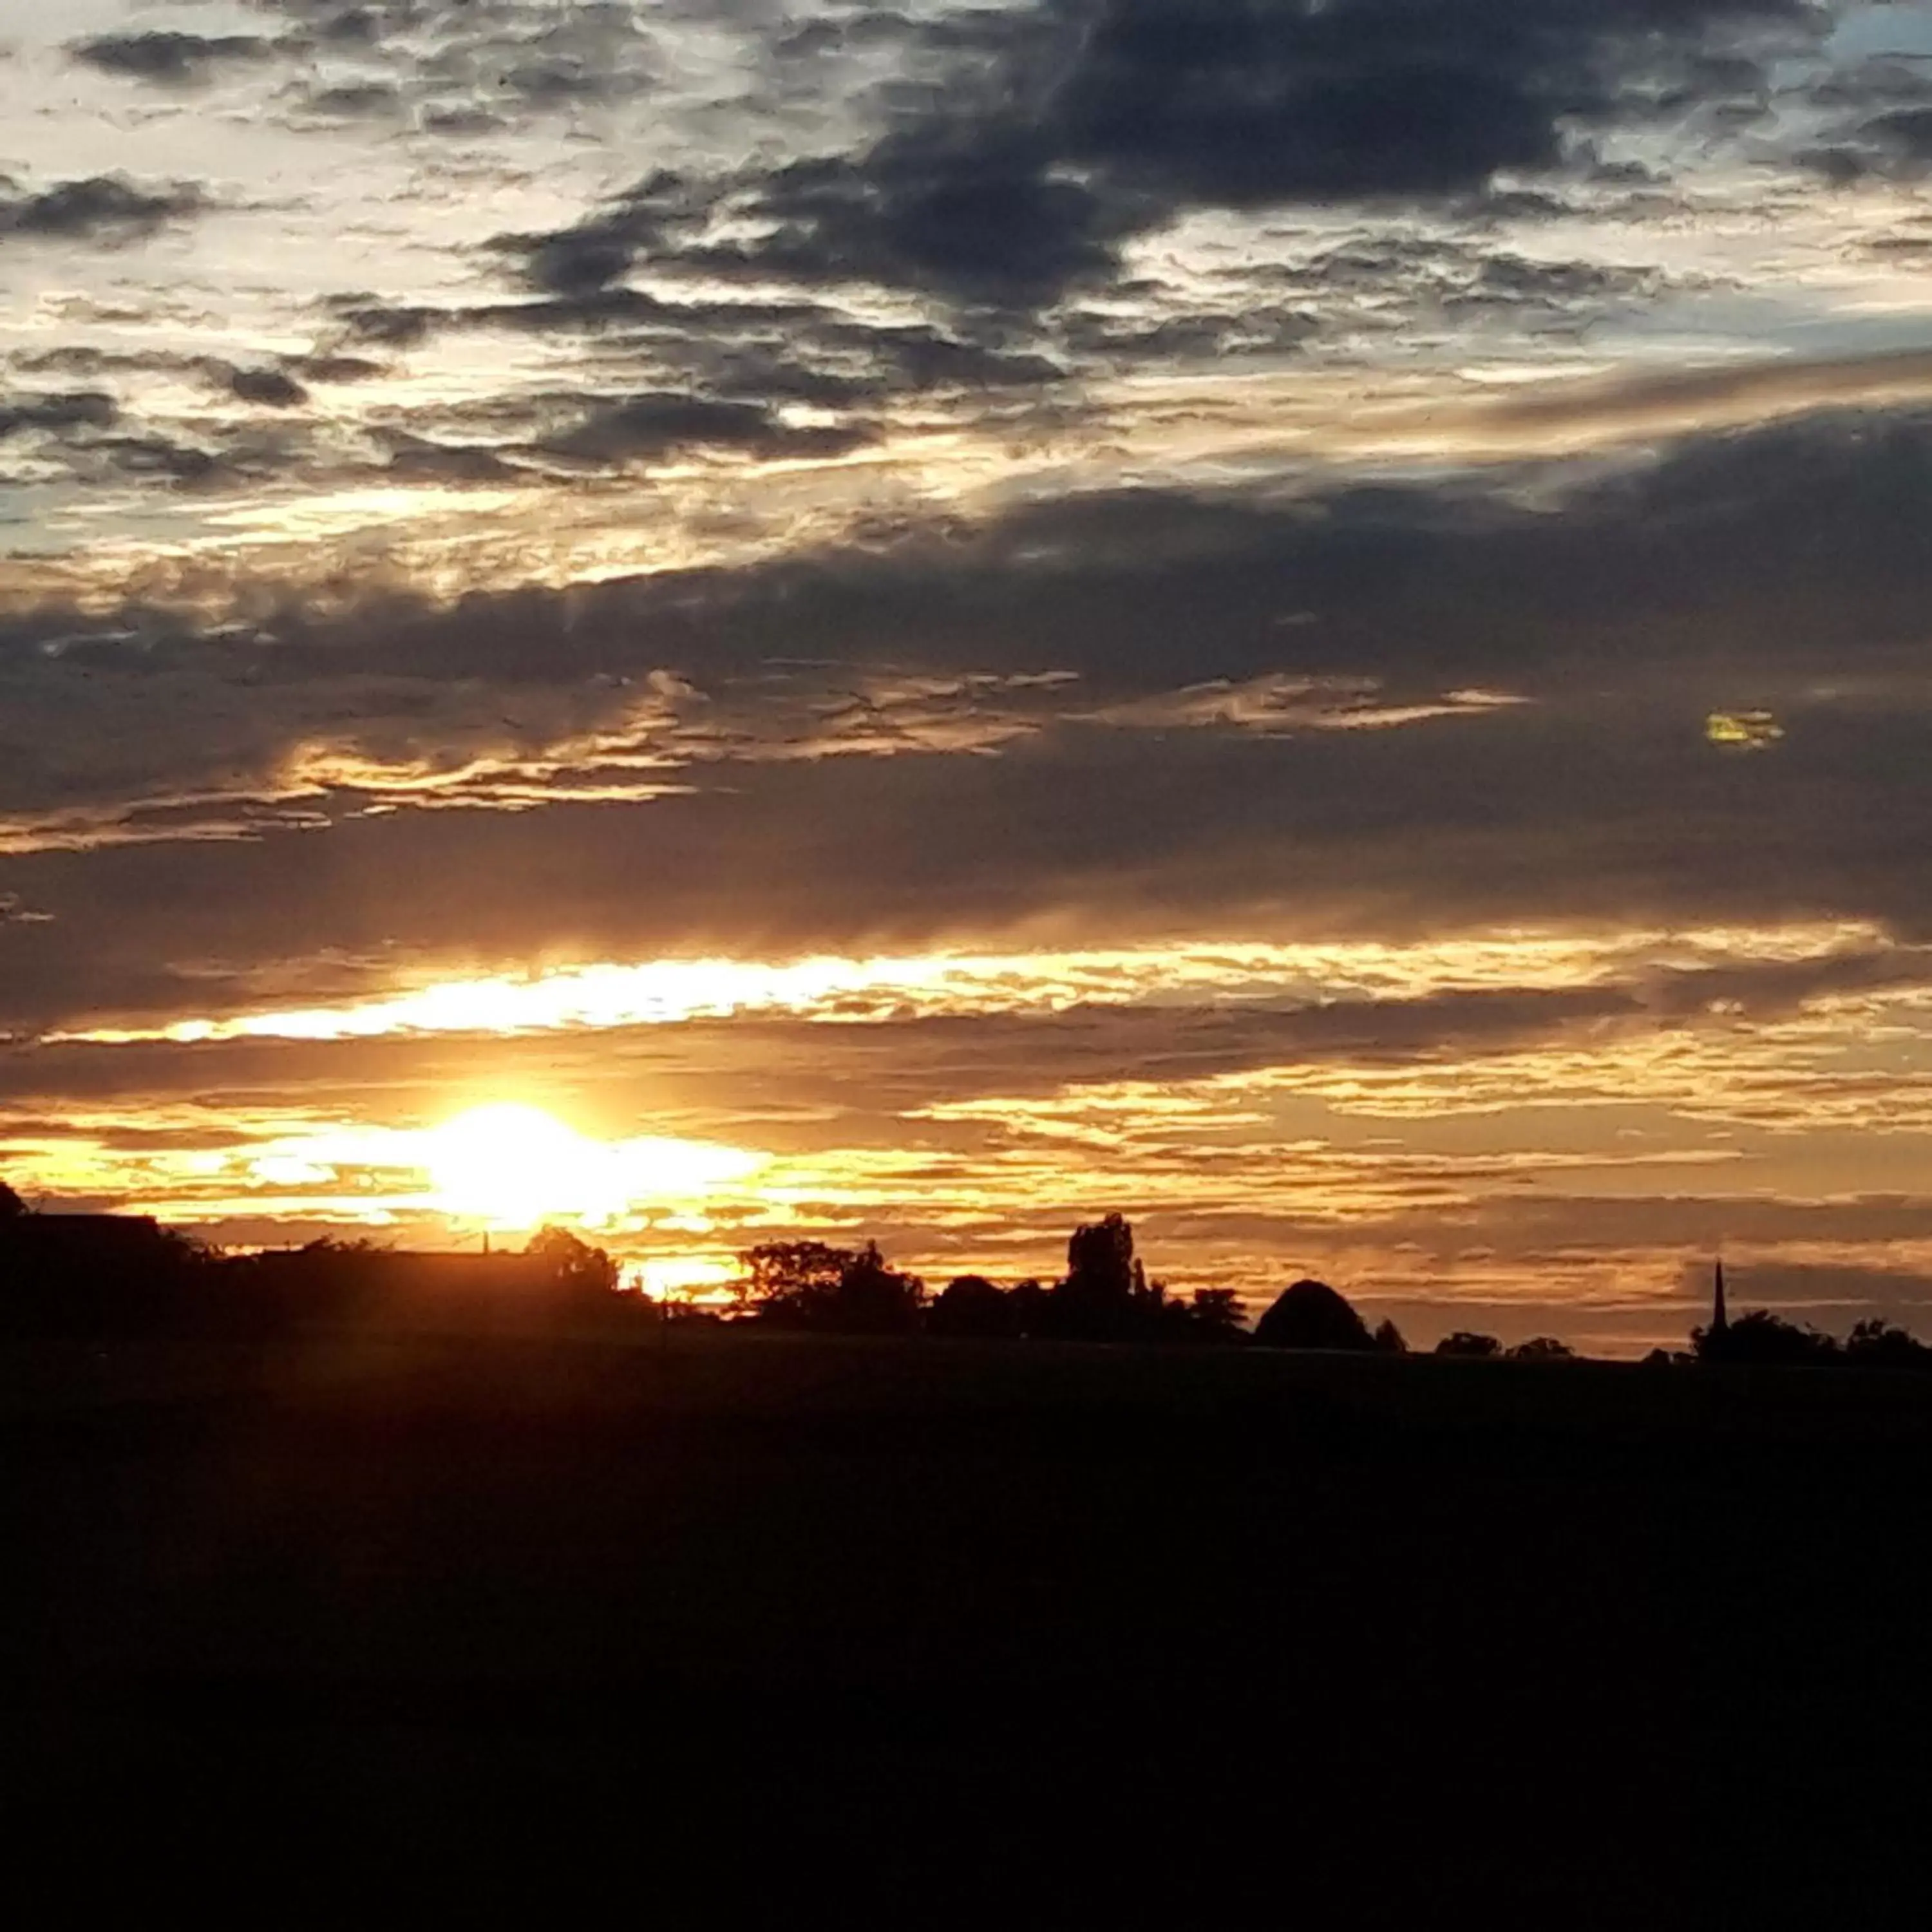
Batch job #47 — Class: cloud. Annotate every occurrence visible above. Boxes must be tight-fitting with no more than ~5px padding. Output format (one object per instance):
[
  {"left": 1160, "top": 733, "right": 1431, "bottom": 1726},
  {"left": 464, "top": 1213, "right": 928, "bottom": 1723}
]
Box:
[
  {"left": 0, "top": 175, "right": 205, "bottom": 245},
  {"left": 497, "top": 0, "right": 1819, "bottom": 308},
  {"left": 85, "top": 428, "right": 313, "bottom": 491},
  {"left": 538, "top": 392, "right": 875, "bottom": 466},
  {"left": 1086, "top": 674, "right": 1529, "bottom": 735},
  {"left": 377, "top": 432, "right": 527, "bottom": 486},
  {"left": 225, "top": 366, "right": 310, "bottom": 409},
  {"left": 69, "top": 32, "right": 275, "bottom": 86},
  {"left": 1013, "top": 0, "right": 1801, "bottom": 211},
  {"left": 494, "top": 169, "right": 711, "bottom": 296},
  {"left": 153, "top": 0, "right": 665, "bottom": 135},
  {"left": 10, "top": 404, "right": 1932, "bottom": 1038},
  {"left": 1799, "top": 59, "right": 1932, "bottom": 182},
  {"left": 0, "top": 392, "right": 118, "bottom": 440},
  {"left": 287, "top": 79, "right": 408, "bottom": 122}
]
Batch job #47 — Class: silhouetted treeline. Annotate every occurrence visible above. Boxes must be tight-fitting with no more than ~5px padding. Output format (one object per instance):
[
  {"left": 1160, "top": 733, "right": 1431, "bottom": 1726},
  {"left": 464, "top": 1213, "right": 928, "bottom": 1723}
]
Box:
[
  {"left": 1689, "top": 1309, "right": 1932, "bottom": 1372},
  {"left": 6, "top": 1176, "right": 1932, "bottom": 1367},
  {"left": 739, "top": 1213, "right": 1243, "bottom": 1344}
]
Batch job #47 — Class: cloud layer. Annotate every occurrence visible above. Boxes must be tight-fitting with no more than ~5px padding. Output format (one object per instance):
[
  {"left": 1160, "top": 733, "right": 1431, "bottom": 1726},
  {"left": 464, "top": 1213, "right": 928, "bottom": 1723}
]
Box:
[{"left": 6, "top": 0, "right": 1932, "bottom": 1343}]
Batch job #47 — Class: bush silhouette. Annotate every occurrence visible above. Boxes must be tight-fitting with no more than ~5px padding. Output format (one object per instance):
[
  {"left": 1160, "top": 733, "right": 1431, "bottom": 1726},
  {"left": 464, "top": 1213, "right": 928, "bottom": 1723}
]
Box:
[
  {"left": 1508, "top": 1336, "right": 1575, "bottom": 1361},
  {"left": 1372, "top": 1317, "right": 1408, "bottom": 1354},
  {"left": 1253, "top": 1279, "right": 1374, "bottom": 1351},
  {"left": 1435, "top": 1331, "right": 1502, "bottom": 1359}
]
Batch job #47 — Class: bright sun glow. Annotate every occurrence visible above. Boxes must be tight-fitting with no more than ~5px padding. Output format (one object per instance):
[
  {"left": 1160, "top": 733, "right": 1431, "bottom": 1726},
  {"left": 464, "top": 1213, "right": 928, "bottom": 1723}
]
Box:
[{"left": 417, "top": 1103, "right": 759, "bottom": 1231}]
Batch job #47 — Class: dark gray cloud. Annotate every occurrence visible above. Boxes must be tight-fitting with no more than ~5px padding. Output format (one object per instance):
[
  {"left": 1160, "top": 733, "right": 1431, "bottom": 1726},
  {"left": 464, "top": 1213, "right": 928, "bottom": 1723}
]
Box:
[
  {"left": 1797, "top": 51, "right": 1932, "bottom": 182},
  {"left": 495, "top": 0, "right": 1819, "bottom": 308},
  {"left": 324, "top": 292, "right": 443, "bottom": 347},
  {"left": 1056, "top": 236, "right": 1674, "bottom": 367},
  {"left": 1804, "top": 102, "right": 1932, "bottom": 183},
  {"left": 292, "top": 354, "right": 389, "bottom": 384},
  {"left": 538, "top": 391, "right": 875, "bottom": 464},
  {"left": 129, "top": 0, "right": 663, "bottom": 130},
  {"left": 85, "top": 431, "right": 305, "bottom": 489},
  {"left": 289, "top": 79, "right": 408, "bottom": 120},
  {"left": 0, "top": 392, "right": 118, "bottom": 440},
  {"left": 224, "top": 366, "right": 310, "bottom": 408},
  {"left": 375, "top": 431, "right": 527, "bottom": 486},
  {"left": 328, "top": 270, "right": 1069, "bottom": 417},
  {"left": 70, "top": 32, "right": 276, "bottom": 85},
  {"left": 1013, "top": 0, "right": 1798, "bottom": 208},
  {"left": 0, "top": 373, "right": 319, "bottom": 491},
  {"left": 0, "top": 175, "right": 205, "bottom": 245},
  {"left": 8, "top": 348, "right": 314, "bottom": 415}
]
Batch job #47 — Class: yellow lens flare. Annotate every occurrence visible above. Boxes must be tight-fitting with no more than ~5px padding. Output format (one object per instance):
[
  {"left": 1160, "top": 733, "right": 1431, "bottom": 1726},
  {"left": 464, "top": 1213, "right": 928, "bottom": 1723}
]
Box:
[
  {"left": 1705, "top": 710, "right": 1785, "bottom": 752},
  {"left": 417, "top": 1103, "right": 761, "bottom": 1232}
]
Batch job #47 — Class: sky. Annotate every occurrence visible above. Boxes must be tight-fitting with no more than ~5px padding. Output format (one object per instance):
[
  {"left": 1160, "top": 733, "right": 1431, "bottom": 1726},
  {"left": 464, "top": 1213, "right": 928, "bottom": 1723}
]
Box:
[{"left": 8, "top": 0, "right": 1932, "bottom": 1348}]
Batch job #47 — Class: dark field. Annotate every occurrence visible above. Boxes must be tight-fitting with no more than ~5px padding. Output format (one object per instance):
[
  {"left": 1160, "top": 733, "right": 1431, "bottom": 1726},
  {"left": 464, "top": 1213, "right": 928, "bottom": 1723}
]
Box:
[{"left": 6, "top": 1328, "right": 1929, "bottom": 1916}]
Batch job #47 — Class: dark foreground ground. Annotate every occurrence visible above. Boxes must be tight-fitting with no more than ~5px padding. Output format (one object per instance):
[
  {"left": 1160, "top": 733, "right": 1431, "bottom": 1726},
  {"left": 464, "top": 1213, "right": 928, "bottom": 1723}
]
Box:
[{"left": 5, "top": 1327, "right": 1929, "bottom": 1918}]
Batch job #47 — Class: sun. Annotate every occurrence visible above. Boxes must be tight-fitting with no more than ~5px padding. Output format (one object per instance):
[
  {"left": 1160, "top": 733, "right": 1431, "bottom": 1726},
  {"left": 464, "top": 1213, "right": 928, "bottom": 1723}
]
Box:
[{"left": 420, "top": 1103, "right": 759, "bottom": 1231}]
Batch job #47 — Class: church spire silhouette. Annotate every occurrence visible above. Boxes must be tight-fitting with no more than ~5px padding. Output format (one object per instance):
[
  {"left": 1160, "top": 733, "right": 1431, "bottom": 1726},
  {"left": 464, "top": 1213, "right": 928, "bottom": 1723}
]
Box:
[{"left": 1711, "top": 1256, "right": 1728, "bottom": 1338}]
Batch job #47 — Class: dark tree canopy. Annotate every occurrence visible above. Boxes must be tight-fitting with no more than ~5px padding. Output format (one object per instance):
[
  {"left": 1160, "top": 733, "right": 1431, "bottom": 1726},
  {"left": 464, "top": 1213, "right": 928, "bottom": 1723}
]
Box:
[
  {"left": 1435, "top": 1332, "right": 1503, "bottom": 1359},
  {"left": 0, "top": 1180, "right": 25, "bottom": 1220},
  {"left": 1694, "top": 1309, "right": 1839, "bottom": 1367},
  {"left": 1189, "top": 1288, "right": 1245, "bottom": 1339},
  {"left": 1844, "top": 1319, "right": 1932, "bottom": 1371},
  {"left": 930, "top": 1274, "right": 1018, "bottom": 1338},
  {"left": 1041, "top": 1211, "right": 1149, "bottom": 1340},
  {"left": 1253, "top": 1279, "right": 1374, "bottom": 1352},
  {"left": 740, "top": 1238, "right": 925, "bottom": 1334},
  {"left": 1065, "top": 1212, "right": 1137, "bottom": 1302},
  {"left": 526, "top": 1225, "right": 620, "bottom": 1296}
]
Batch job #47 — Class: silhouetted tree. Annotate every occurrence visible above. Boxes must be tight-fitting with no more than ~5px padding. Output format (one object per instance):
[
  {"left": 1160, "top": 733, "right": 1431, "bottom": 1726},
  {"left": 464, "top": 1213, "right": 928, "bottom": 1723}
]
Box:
[
  {"left": 739, "top": 1238, "right": 924, "bottom": 1334},
  {"left": 0, "top": 1180, "right": 25, "bottom": 1221},
  {"left": 741, "top": 1240, "right": 848, "bottom": 1317},
  {"left": 1038, "top": 1213, "right": 1169, "bottom": 1341},
  {"left": 1187, "top": 1289, "right": 1245, "bottom": 1341},
  {"left": 837, "top": 1243, "right": 927, "bottom": 1333},
  {"left": 1050, "top": 1213, "right": 1137, "bottom": 1338},
  {"left": 1253, "top": 1279, "right": 1374, "bottom": 1351},
  {"left": 1435, "top": 1331, "right": 1502, "bottom": 1359},
  {"left": 930, "top": 1274, "right": 1017, "bottom": 1338},
  {"left": 1065, "top": 1213, "right": 1135, "bottom": 1300},
  {"left": 1844, "top": 1319, "right": 1932, "bottom": 1371},
  {"left": 527, "top": 1225, "right": 620, "bottom": 1296},
  {"left": 1694, "top": 1309, "right": 1839, "bottom": 1367},
  {"left": 1372, "top": 1318, "right": 1408, "bottom": 1355},
  {"left": 1508, "top": 1337, "right": 1575, "bottom": 1361}
]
